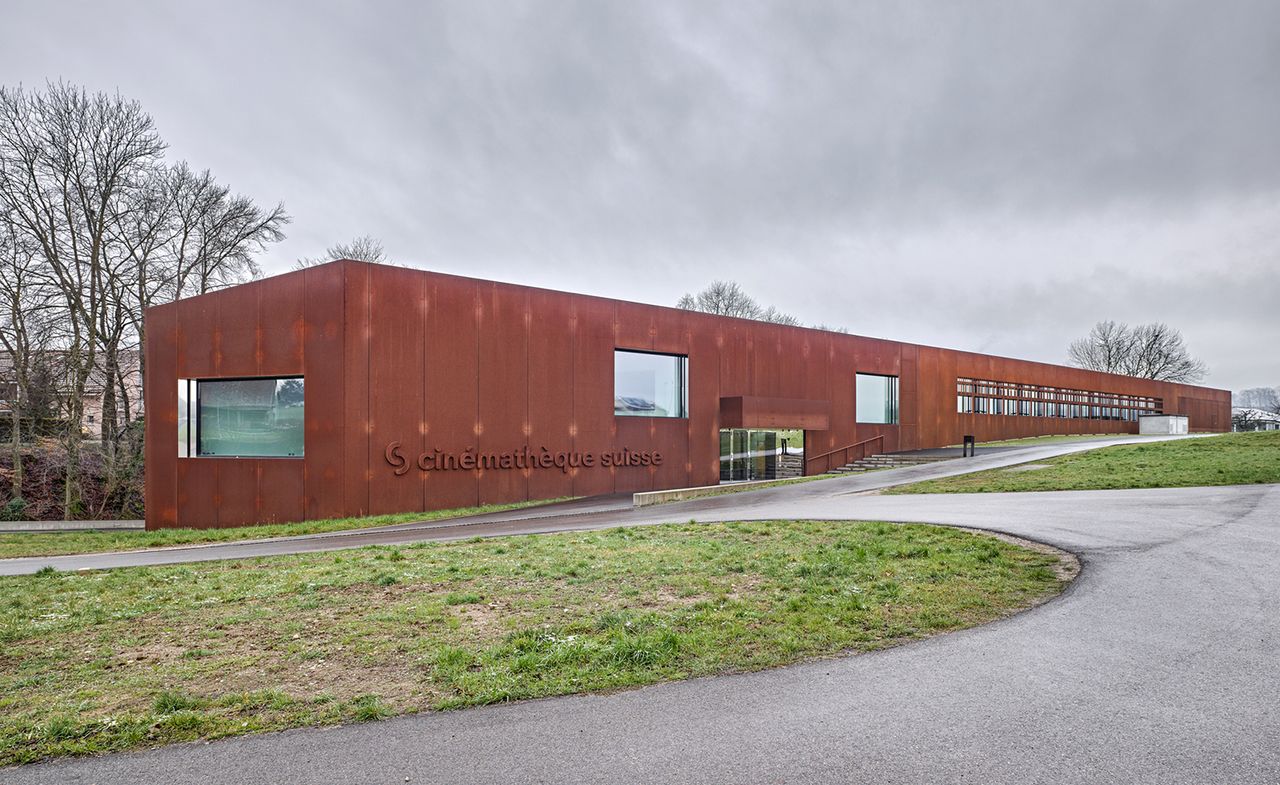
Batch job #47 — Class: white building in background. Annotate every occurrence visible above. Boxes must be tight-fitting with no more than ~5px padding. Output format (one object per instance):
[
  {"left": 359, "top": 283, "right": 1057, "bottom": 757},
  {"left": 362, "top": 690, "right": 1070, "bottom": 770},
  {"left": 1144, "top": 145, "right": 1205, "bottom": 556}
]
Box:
[
  {"left": 0, "top": 350, "right": 144, "bottom": 437},
  {"left": 1232, "top": 407, "right": 1280, "bottom": 431}
]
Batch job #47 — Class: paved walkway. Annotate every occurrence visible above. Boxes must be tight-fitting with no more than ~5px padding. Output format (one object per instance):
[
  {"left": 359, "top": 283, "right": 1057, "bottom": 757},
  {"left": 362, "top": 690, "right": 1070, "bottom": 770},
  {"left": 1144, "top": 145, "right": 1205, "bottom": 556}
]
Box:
[
  {"left": 0, "top": 434, "right": 1196, "bottom": 576},
  {"left": 0, "top": 519, "right": 144, "bottom": 532}
]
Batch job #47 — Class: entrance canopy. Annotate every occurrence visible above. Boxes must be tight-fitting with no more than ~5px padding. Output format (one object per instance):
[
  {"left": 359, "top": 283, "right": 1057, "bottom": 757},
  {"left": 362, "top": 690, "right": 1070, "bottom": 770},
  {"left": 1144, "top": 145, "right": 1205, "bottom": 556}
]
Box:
[{"left": 719, "top": 396, "right": 831, "bottom": 430}]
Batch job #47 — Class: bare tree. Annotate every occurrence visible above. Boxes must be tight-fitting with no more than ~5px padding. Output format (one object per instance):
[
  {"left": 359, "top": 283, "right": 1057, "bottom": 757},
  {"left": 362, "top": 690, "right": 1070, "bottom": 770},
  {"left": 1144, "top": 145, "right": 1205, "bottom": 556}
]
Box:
[
  {"left": 758, "top": 306, "right": 801, "bottom": 327},
  {"left": 1067, "top": 321, "right": 1131, "bottom": 376},
  {"left": 0, "top": 82, "right": 166, "bottom": 516},
  {"left": 677, "top": 280, "right": 799, "bottom": 325},
  {"left": 1068, "top": 320, "right": 1207, "bottom": 383},
  {"left": 0, "top": 81, "right": 289, "bottom": 519},
  {"left": 0, "top": 214, "right": 58, "bottom": 496},
  {"left": 1124, "top": 323, "right": 1209, "bottom": 383},
  {"left": 295, "top": 234, "right": 388, "bottom": 269}
]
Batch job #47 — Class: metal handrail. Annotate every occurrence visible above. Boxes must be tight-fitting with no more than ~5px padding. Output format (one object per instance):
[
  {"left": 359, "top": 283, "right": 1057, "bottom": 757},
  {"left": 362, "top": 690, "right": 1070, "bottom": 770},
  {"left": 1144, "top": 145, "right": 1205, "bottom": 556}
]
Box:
[{"left": 805, "top": 434, "right": 885, "bottom": 471}]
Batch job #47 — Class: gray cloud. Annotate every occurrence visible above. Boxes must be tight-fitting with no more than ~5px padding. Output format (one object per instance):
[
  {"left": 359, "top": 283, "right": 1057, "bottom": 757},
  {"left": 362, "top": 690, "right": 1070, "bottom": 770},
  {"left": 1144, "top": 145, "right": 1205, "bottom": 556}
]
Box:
[{"left": 3, "top": 0, "right": 1277, "bottom": 389}]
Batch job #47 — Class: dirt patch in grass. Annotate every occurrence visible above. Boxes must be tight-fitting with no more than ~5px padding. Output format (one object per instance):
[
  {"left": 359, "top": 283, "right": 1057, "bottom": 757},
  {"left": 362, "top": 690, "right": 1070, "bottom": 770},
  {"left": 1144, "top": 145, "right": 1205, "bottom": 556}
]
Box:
[{"left": 0, "top": 520, "right": 1070, "bottom": 766}]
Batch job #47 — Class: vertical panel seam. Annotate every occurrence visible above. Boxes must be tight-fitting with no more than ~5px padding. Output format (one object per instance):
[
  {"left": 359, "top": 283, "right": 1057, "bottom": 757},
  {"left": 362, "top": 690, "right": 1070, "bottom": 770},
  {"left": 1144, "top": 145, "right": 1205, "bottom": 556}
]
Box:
[
  {"left": 475, "top": 284, "right": 482, "bottom": 506},
  {"left": 571, "top": 297, "right": 577, "bottom": 498},
  {"left": 364, "top": 263, "right": 371, "bottom": 516},
  {"left": 524, "top": 289, "right": 530, "bottom": 502},
  {"left": 421, "top": 276, "right": 428, "bottom": 513}
]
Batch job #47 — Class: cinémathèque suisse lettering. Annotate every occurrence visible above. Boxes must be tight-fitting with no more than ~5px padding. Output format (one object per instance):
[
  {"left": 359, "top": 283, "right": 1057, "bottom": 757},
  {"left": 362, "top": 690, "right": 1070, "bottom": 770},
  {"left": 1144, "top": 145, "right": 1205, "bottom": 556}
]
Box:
[{"left": 384, "top": 442, "right": 663, "bottom": 476}]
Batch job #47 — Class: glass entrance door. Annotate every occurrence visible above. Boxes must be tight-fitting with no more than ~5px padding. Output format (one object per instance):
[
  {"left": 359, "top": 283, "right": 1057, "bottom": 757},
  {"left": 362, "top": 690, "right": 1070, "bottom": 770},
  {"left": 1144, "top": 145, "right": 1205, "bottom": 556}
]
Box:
[{"left": 719, "top": 429, "right": 778, "bottom": 482}]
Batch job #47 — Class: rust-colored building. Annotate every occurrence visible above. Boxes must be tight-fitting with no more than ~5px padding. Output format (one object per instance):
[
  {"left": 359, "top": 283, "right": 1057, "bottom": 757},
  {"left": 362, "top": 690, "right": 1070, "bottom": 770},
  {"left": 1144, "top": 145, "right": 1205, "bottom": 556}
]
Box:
[{"left": 143, "top": 260, "right": 1230, "bottom": 529}]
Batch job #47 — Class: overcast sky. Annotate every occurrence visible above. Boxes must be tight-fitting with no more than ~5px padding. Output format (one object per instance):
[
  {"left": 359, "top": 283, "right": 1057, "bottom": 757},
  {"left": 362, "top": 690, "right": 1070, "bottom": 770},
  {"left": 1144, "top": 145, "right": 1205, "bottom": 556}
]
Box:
[{"left": 3, "top": 0, "right": 1277, "bottom": 391}]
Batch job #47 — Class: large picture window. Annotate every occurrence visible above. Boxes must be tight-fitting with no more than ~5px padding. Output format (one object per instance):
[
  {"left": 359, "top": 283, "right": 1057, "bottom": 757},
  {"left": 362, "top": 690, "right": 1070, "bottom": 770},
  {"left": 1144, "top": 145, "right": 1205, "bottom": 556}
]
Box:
[
  {"left": 856, "top": 373, "right": 899, "bottom": 424},
  {"left": 179, "top": 377, "right": 305, "bottom": 458},
  {"left": 614, "top": 350, "right": 688, "bottom": 418}
]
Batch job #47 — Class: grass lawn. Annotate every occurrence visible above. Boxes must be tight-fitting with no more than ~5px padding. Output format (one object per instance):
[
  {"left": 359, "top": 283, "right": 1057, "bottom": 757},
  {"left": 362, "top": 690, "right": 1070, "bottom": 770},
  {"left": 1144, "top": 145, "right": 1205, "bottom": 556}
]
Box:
[
  {"left": 0, "top": 499, "right": 569, "bottom": 560},
  {"left": 0, "top": 520, "right": 1068, "bottom": 766},
  {"left": 888, "top": 431, "right": 1280, "bottom": 495}
]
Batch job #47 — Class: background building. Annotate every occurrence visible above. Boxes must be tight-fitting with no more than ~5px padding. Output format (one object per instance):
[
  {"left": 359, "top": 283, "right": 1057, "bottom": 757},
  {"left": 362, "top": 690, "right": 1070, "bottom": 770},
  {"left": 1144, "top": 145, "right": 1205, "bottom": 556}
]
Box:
[
  {"left": 1233, "top": 407, "right": 1280, "bottom": 431},
  {"left": 0, "top": 349, "right": 143, "bottom": 438}
]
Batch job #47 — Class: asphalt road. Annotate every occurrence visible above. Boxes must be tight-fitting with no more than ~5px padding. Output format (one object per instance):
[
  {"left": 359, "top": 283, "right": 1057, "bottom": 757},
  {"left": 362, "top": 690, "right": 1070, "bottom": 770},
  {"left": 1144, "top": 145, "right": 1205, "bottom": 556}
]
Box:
[{"left": 7, "top": 435, "right": 1279, "bottom": 784}]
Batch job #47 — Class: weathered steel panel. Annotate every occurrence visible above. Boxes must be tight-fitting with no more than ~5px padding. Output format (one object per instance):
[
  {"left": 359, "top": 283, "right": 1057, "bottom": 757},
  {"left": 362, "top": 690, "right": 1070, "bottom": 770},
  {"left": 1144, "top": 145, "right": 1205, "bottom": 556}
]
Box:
[
  {"left": 477, "top": 283, "right": 531, "bottom": 505},
  {"left": 368, "top": 264, "right": 426, "bottom": 515},
  {"left": 572, "top": 297, "right": 617, "bottom": 498},
  {"left": 721, "top": 396, "right": 831, "bottom": 430},
  {"left": 143, "top": 303, "right": 179, "bottom": 529},
  {"left": 916, "top": 347, "right": 944, "bottom": 448},
  {"left": 750, "top": 322, "right": 785, "bottom": 400},
  {"left": 302, "top": 262, "right": 345, "bottom": 520},
  {"left": 718, "top": 396, "right": 743, "bottom": 428},
  {"left": 801, "top": 331, "right": 828, "bottom": 399},
  {"left": 717, "top": 320, "right": 751, "bottom": 411},
  {"left": 176, "top": 292, "right": 217, "bottom": 378},
  {"left": 686, "top": 311, "right": 721, "bottom": 486},
  {"left": 612, "top": 417, "right": 654, "bottom": 493},
  {"left": 342, "top": 262, "right": 371, "bottom": 517},
  {"left": 423, "top": 274, "right": 481, "bottom": 510},
  {"left": 526, "top": 289, "right": 576, "bottom": 503},
  {"left": 214, "top": 284, "right": 257, "bottom": 377},
  {"left": 216, "top": 459, "right": 257, "bottom": 527},
  {"left": 615, "top": 300, "right": 655, "bottom": 353},
  {"left": 258, "top": 459, "right": 306, "bottom": 524},
  {"left": 649, "top": 417, "right": 689, "bottom": 491},
  {"left": 257, "top": 270, "right": 305, "bottom": 377},
  {"left": 899, "top": 345, "right": 919, "bottom": 451},
  {"left": 827, "top": 337, "right": 857, "bottom": 455},
  {"left": 651, "top": 302, "right": 687, "bottom": 357},
  {"left": 176, "top": 459, "right": 218, "bottom": 529}
]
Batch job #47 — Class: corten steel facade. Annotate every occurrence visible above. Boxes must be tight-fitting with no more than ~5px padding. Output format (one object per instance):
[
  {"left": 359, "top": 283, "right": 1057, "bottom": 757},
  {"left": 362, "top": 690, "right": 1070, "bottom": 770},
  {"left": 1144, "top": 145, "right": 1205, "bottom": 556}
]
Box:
[{"left": 143, "top": 260, "right": 1231, "bottom": 529}]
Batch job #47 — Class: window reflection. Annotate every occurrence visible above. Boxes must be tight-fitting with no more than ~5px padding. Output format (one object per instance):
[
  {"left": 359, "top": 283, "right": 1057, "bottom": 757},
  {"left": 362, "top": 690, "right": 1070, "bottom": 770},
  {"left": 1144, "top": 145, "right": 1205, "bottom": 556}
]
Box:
[
  {"left": 197, "top": 377, "right": 305, "bottom": 457},
  {"left": 614, "top": 350, "right": 688, "bottom": 418}
]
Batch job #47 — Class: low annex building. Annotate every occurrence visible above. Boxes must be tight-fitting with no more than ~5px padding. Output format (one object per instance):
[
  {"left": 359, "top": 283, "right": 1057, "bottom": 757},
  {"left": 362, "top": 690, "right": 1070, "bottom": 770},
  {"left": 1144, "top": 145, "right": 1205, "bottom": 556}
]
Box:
[{"left": 143, "top": 260, "right": 1231, "bottom": 529}]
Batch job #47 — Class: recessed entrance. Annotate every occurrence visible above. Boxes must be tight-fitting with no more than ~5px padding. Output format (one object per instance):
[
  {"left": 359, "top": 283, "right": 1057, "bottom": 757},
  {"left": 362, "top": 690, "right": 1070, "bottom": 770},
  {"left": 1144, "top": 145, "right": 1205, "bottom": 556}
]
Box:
[{"left": 719, "top": 429, "right": 803, "bottom": 482}]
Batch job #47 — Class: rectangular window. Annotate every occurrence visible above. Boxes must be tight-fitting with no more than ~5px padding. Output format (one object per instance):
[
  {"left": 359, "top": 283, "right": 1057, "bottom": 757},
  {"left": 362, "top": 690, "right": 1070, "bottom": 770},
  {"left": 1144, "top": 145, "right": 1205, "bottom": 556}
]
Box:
[
  {"left": 190, "top": 377, "right": 305, "bottom": 457},
  {"left": 956, "top": 376, "right": 1168, "bottom": 423},
  {"left": 856, "top": 373, "right": 899, "bottom": 424},
  {"left": 614, "top": 350, "right": 687, "bottom": 418}
]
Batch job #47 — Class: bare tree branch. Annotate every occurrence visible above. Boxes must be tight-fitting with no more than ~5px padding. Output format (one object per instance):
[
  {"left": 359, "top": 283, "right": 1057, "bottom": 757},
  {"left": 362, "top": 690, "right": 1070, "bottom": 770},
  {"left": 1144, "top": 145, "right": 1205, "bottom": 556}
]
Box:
[
  {"left": 1068, "top": 320, "right": 1207, "bottom": 383},
  {"left": 294, "top": 234, "right": 389, "bottom": 269},
  {"left": 676, "top": 280, "right": 802, "bottom": 325}
]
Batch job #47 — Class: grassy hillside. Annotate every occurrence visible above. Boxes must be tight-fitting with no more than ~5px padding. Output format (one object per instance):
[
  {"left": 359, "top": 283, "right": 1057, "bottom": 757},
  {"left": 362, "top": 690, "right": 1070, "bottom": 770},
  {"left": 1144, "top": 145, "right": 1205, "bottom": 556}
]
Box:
[{"left": 887, "top": 431, "right": 1280, "bottom": 494}]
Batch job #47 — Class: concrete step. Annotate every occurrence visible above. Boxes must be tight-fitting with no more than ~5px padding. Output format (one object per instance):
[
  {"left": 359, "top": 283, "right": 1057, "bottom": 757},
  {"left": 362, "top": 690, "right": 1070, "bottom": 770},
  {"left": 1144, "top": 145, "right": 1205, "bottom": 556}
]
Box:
[{"left": 832, "top": 454, "right": 956, "bottom": 473}]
